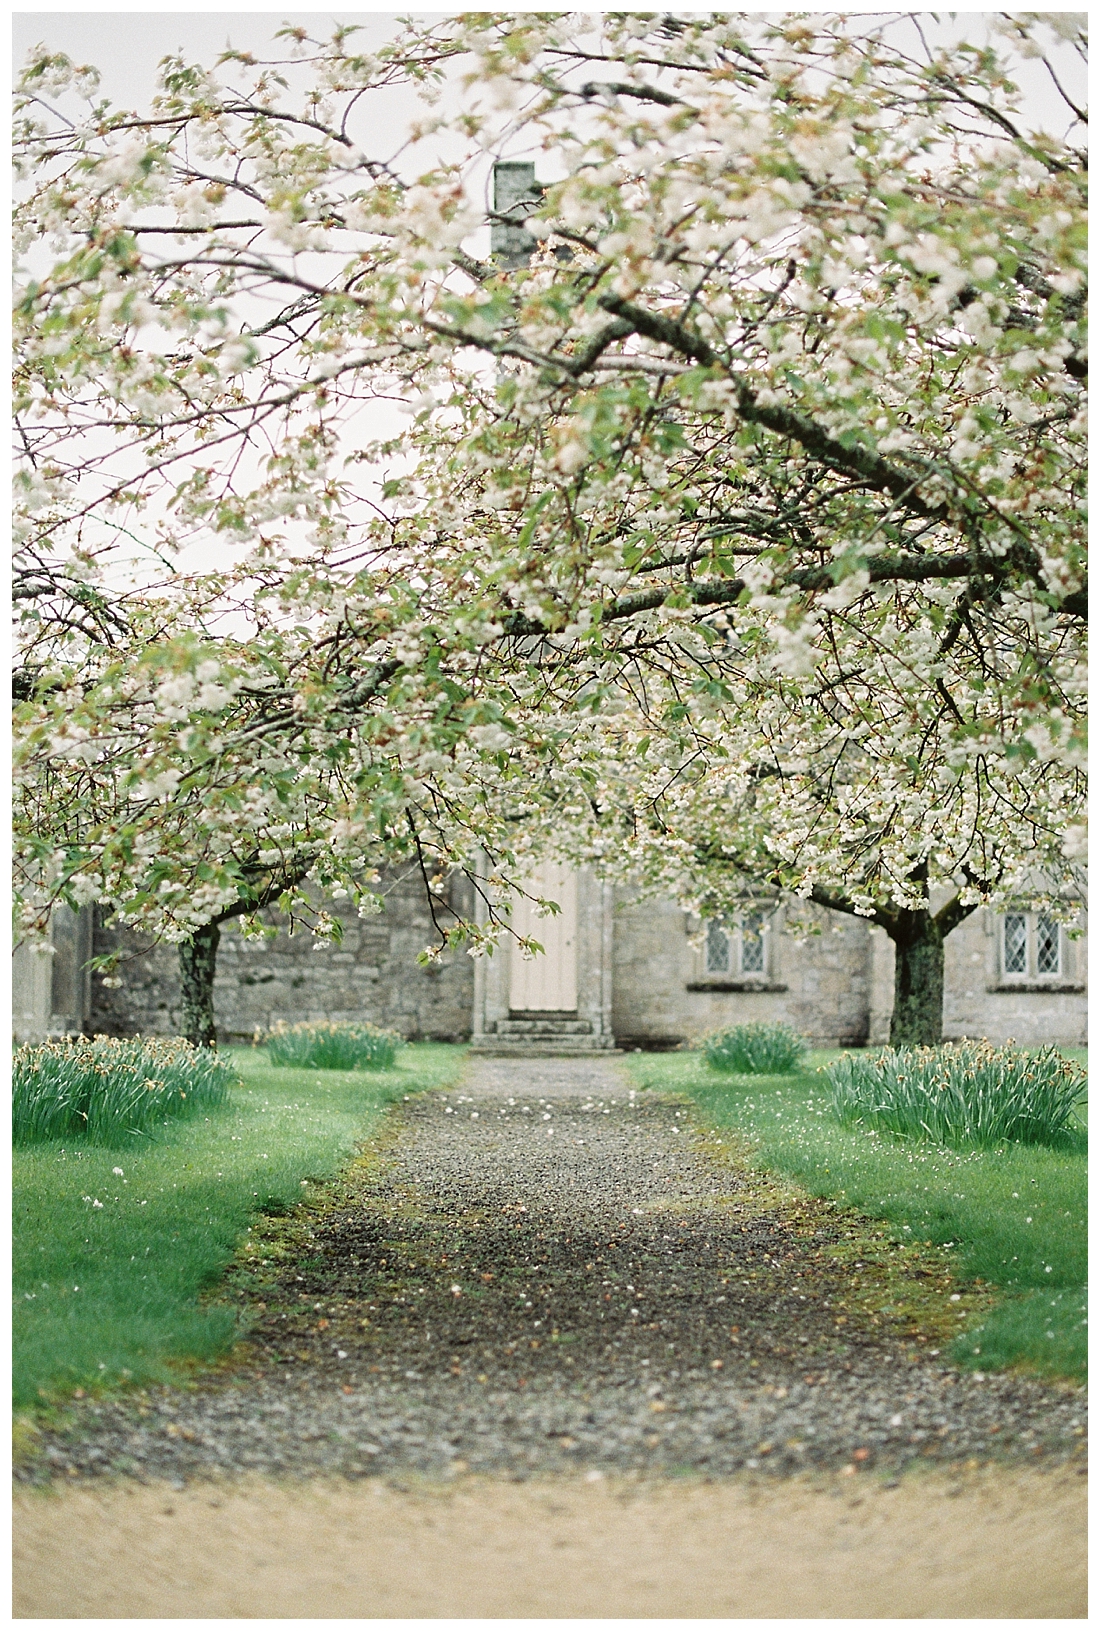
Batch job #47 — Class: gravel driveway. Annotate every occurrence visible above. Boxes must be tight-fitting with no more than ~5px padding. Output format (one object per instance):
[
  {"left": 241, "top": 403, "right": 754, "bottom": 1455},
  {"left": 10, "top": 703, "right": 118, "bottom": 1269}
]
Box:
[{"left": 19, "top": 1056, "right": 1086, "bottom": 1487}]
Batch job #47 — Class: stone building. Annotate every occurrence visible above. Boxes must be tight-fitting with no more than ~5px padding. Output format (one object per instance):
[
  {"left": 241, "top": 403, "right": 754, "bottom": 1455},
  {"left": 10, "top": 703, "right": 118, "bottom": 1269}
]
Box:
[{"left": 13, "top": 860, "right": 1087, "bottom": 1051}]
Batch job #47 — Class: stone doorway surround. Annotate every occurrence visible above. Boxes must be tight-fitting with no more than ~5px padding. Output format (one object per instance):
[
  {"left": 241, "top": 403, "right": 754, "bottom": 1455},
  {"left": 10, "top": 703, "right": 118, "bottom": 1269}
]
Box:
[
  {"left": 13, "top": 904, "right": 93, "bottom": 1043},
  {"left": 470, "top": 860, "right": 615, "bottom": 1054}
]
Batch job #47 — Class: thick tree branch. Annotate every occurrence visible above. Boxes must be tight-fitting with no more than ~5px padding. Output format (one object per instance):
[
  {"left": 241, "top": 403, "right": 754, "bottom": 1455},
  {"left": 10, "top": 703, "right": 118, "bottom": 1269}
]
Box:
[
  {"left": 565, "top": 316, "right": 635, "bottom": 375},
  {"left": 809, "top": 883, "right": 898, "bottom": 936},
  {"left": 501, "top": 548, "right": 1088, "bottom": 637},
  {"left": 933, "top": 892, "right": 981, "bottom": 938},
  {"left": 596, "top": 293, "right": 953, "bottom": 524},
  {"left": 211, "top": 856, "right": 315, "bottom": 925},
  {"left": 578, "top": 80, "right": 686, "bottom": 107}
]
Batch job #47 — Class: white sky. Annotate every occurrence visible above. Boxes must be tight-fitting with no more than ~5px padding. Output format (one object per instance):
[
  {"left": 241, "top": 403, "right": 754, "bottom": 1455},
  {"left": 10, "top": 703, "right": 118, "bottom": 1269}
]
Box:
[
  {"left": 14, "top": 12, "right": 430, "bottom": 105},
  {"left": 12, "top": 8, "right": 1083, "bottom": 123},
  {"left": 14, "top": 8, "right": 1086, "bottom": 141}
]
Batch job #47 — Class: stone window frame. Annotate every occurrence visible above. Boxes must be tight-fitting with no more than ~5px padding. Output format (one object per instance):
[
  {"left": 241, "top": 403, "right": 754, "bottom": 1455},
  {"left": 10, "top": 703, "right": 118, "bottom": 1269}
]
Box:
[
  {"left": 990, "top": 908, "right": 1085, "bottom": 993},
  {"left": 687, "top": 901, "right": 786, "bottom": 992}
]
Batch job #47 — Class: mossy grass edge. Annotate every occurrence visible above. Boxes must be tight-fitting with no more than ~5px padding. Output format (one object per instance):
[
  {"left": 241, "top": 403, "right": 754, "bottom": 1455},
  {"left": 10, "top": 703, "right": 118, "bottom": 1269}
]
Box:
[{"left": 624, "top": 1051, "right": 1086, "bottom": 1384}]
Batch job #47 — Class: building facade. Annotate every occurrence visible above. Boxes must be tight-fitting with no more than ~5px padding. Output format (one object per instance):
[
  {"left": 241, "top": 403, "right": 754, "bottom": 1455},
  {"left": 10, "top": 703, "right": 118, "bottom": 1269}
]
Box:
[{"left": 14, "top": 862, "right": 1086, "bottom": 1051}]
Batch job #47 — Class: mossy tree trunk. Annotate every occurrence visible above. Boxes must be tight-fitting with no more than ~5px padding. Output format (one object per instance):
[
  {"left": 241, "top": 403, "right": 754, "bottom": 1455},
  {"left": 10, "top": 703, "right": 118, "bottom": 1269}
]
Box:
[
  {"left": 178, "top": 921, "right": 220, "bottom": 1048},
  {"left": 172, "top": 859, "right": 312, "bottom": 1050},
  {"left": 888, "top": 910, "right": 946, "bottom": 1047},
  {"left": 811, "top": 865, "right": 981, "bottom": 1049}
]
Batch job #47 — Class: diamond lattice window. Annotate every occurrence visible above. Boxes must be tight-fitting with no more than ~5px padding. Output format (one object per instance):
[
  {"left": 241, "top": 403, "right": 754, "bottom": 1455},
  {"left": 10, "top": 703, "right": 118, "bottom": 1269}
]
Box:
[
  {"left": 1003, "top": 914, "right": 1028, "bottom": 975},
  {"left": 741, "top": 912, "right": 766, "bottom": 973},
  {"left": 1036, "top": 916, "right": 1061, "bottom": 975},
  {"left": 705, "top": 920, "right": 731, "bottom": 974}
]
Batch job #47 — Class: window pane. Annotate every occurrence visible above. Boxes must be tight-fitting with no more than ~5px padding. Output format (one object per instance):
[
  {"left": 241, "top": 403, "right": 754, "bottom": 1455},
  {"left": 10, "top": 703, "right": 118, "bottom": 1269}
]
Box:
[
  {"left": 705, "top": 920, "right": 731, "bottom": 974},
  {"left": 1036, "top": 916, "right": 1061, "bottom": 975},
  {"left": 740, "top": 911, "right": 765, "bottom": 973},
  {"left": 1003, "top": 914, "right": 1027, "bottom": 974}
]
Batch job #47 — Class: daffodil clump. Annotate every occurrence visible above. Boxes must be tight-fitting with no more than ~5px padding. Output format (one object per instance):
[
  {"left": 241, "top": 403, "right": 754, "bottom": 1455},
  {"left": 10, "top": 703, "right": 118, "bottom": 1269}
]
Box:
[
  {"left": 702, "top": 1022, "right": 806, "bottom": 1076},
  {"left": 12, "top": 1035, "right": 235, "bottom": 1145},
  {"left": 265, "top": 1020, "right": 403, "bottom": 1072},
  {"left": 828, "top": 1043, "right": 1085, "bottom": 1149}
]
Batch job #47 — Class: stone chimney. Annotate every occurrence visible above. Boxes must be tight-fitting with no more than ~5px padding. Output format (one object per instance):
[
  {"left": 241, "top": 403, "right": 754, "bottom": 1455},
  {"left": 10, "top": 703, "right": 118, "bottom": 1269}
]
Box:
[{"left": 491, "top": 161, "right": 542, "bottom": 269}]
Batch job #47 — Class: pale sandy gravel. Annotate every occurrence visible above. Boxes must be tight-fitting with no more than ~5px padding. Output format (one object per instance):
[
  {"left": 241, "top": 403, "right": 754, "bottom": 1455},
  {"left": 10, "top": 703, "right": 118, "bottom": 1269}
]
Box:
[{"left": 13, "top": 1466, "right": 1085, "bottom": 1619}]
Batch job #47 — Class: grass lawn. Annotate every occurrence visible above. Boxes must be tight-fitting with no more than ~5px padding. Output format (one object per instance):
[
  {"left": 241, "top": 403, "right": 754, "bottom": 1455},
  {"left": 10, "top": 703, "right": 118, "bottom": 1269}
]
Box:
[
  {"left": 623, "top": 1050, "right": 1086, "bottom": 1383},
  {"left": 13, "top": 1043, "right": 466, "bottom": 1410}
]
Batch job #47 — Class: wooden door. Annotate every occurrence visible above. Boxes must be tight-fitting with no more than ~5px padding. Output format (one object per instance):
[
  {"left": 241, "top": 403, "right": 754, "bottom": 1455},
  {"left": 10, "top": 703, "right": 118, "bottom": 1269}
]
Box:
[{"left": 509, "top": 861, "right": 578, "bottom": 1011}]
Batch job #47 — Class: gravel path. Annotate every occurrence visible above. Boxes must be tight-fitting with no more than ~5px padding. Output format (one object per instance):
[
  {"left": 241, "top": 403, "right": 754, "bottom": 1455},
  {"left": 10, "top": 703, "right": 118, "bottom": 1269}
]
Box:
[{"left": 19, "top": 1056, "right": 1086, "bottom": 1488}]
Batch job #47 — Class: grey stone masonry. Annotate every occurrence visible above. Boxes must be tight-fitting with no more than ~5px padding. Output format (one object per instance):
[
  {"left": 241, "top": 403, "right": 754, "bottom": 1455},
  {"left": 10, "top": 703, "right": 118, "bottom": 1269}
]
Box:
[
  {"left": 87, "top": 867, "right": 477, "bottom": 1045},
  {"left": 611, "top": 891, "right": 874, "bottom": 1050},
  {"left": 15, "top": 869, "right": 1085, "bottom": 1051},
  {"left": 942, "top": 904, "right": 1086, "bottom": 1046},
  {"left": 491, "top": 161, "right": 542, "bottom": 268}
]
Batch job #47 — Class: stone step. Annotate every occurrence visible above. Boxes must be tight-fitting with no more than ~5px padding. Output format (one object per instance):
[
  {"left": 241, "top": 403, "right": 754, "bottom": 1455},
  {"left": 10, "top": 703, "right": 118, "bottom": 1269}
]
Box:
[
  {"left": 504, "top": 1010, "right": 589, "bottom": 1022},
  {"left": 495, "top": 1015, "right": 593, "bottom": 1036},
  {"left": 467, "top": 1035, "right": 618, "bottom": 1056}
]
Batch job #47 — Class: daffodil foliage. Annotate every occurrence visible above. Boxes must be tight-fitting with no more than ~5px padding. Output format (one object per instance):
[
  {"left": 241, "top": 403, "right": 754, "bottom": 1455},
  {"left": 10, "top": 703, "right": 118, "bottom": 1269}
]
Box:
[{"left": 13, "top": 14, "right": 1086, "bottom": 1040}]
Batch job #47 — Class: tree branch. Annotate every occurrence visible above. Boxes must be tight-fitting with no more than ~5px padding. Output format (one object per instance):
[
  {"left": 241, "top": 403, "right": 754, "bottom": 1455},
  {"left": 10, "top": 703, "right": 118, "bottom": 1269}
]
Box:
[
  {"left": 579, "top": 80, "right": 685, "bottom": 107},
  {"left": 809, "top": 884, "right": 898, "bottom": 935},
  {"left": 596, "top": 292, "right": 953, "bottom": 524},
  {"left": 500, "top": 548, "right": 1047, "bottom": 637},
  {"left": 933, "top": 892, "right": 981, "bottom": 938}
]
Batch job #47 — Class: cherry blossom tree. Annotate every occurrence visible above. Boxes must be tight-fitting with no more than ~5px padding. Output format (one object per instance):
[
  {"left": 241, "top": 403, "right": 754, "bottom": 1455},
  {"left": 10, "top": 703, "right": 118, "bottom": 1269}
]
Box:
[
  {"left": 13, "top": 572, "right": 545, "bottom": 1044},
  {"left": 14, "top": 13, "right": 1086, "bottom": 1045},
  {"left": 13, "top": 24, "right": 517, "bottom": 1042},
  {"left": 378, "top": 9, "right": 1086, "bottom": 1041}
]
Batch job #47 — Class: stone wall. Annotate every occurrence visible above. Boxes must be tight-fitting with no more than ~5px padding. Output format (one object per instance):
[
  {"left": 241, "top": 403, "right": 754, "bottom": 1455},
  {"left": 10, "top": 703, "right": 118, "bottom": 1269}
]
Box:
[
  {"left": 610, "top": 892, "right": 873, "bottom": 1049},
  {"left": 88, "top": 867, "right": 476, "bottom": 1044},
  {"left": 12, "top": 905, "right": 92, "bottom": 1043},
  {"left": 26, "top": 874, "right": 1083, "bottom": 1052},
  {"left": 942, "top": 907, "right": 1087, "bottom": 1047}
]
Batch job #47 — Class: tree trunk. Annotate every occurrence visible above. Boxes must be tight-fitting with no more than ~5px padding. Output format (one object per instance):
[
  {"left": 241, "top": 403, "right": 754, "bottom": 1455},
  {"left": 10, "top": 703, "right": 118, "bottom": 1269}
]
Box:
[
  {"left": 888, "top": 912, "right": 945, "bottom": 1047},
  {"left": 811, "top": 872, "right": 978, "bottom": 1050},
  {"left": 178, "top": 921, "right": 220, "bottom": 1048}
]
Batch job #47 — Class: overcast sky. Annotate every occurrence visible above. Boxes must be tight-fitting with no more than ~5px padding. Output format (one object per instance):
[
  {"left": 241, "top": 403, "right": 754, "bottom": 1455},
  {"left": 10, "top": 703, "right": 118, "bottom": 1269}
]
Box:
[
  {"left": 15, "top": 8, "right": 1085, "bottom": 147},
  {"left": 14, "top": 12, "right": 423, "bottom": 105}
]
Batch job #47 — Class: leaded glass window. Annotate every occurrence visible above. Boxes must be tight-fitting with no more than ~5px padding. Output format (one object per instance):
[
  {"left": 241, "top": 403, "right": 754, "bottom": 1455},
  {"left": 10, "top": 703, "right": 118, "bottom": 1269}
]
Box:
[
  {"left": 741, "top": 911, "right": 765, "bottom": 973},
  {"left": 1036, "top": 916, "right": 1061, "bottom": 975},
  {"left": 705, "top": 919, "right": 731, "bottom": 974},
  {"left": 1003, "top": 914, "right": 1027, "bottom": 974}
]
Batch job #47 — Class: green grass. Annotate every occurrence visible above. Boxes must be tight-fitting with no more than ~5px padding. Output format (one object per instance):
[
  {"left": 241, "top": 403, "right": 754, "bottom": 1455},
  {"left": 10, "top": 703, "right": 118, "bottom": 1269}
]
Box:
[
  {"left": 624, "top": 1050, "right": 1087, "bottom": 1383},
  {"left": 13, "top": 1044, "right": 466, "bottom": 1409}
]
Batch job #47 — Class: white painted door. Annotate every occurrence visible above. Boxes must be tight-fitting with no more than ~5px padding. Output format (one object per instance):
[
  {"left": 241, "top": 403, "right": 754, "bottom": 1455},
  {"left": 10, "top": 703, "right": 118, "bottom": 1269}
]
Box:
[{"left": 509, "top": 861, "right": 578, "bottom": 1011}]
